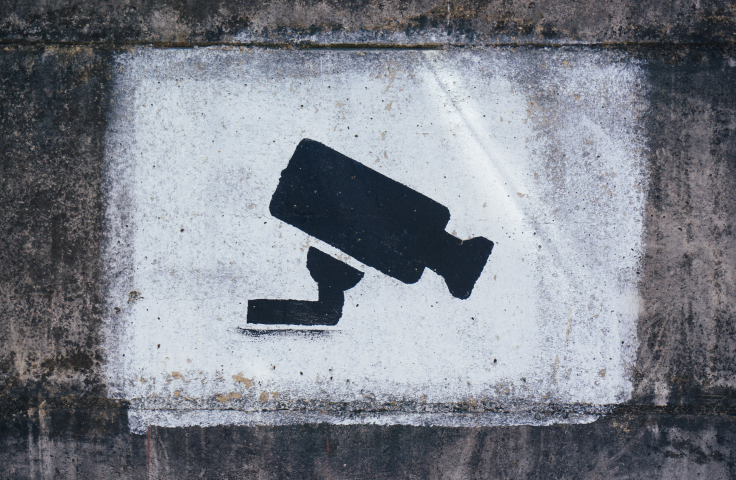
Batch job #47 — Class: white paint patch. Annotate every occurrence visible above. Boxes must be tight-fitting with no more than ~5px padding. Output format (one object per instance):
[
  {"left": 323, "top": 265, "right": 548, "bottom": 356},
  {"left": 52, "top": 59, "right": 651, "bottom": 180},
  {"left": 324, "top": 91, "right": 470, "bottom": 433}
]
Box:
[
  {"left": 103, "top": 48, "right": 648, "bottom": 431},
  {"left": 128, "top": 410, "right": 602, "bottom": 435}
]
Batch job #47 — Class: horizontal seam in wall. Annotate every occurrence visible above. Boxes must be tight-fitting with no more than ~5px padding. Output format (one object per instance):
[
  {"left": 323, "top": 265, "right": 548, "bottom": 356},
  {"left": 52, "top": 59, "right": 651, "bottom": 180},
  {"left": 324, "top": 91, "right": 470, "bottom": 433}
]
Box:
[
  {"left": 3, "top": 403, "right": 736, "bottom": 417},
  {"left": 0, "top": 40, "right": 735, "bottom": 49}
]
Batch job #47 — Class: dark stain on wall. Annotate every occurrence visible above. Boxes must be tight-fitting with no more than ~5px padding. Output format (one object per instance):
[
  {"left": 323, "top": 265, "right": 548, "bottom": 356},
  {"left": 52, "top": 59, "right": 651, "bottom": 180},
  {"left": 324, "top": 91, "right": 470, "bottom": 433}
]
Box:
[
  {"left": 144, "top": 417, "right": 736, "bottom": 479},
  {"left": 635, "top": 47, "right": 736, "bottom": 409},
  {"left": 0, "top": 46, "right": 114, "bottom": 414},
  {"left": 3, "top": 411, "right": 734, "bottom": 478},
  {"left": 0, "top": 407, "right": 145, "bottom": 478}
]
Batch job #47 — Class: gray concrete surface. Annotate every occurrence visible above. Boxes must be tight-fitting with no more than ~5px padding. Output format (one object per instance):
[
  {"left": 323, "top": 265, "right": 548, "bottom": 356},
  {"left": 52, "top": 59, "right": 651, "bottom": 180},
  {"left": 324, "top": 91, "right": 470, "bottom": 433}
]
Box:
[
  {"left": 1, "top": 0, "right": 736, "bottom": 46},
  {"left": 1, "top": 1, "right": 736, "bottom": 478},
  {"left": 3, "top": 411, "right": 736, "bottom": 478}
]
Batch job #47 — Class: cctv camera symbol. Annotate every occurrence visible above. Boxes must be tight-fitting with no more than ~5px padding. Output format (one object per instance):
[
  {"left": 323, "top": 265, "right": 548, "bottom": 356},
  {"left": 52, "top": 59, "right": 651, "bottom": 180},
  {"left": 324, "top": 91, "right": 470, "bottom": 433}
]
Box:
[{"left": 247, "top": 139, "right": 494, "bottom": 326}]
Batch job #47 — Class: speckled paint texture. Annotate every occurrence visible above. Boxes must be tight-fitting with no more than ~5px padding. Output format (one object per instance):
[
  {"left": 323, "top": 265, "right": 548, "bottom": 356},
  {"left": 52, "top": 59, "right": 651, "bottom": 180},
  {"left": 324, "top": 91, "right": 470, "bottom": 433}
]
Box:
[{"left": 101, "top": 47, "right": 648, "bottom": 431}]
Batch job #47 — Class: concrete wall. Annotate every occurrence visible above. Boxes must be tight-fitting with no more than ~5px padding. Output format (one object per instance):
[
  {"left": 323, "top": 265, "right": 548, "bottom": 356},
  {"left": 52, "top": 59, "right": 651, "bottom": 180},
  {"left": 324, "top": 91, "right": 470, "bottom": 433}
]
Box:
[{"left": 1, "top": 2, "right": 736, "bottom": 478}]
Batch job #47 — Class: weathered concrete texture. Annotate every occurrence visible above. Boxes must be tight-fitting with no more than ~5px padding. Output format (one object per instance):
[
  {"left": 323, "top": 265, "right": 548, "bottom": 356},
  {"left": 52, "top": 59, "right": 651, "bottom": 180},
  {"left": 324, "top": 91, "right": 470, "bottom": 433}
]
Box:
[
  {"left": 2, "top": 410, "right": 734, "bottom": 479},
  {"left": 0, "top": 407, "right": 145, "bottom": 478},
  {"left": 2, "top": 38, "right": 736, "bottom": 478},
  {"left": 635, "top": 47, "right": 736, "bottom": 409},
  {"left": 146, "top": 416, "right": 736, "bottom": 479},
  {"left": 1, "top": 0, "right": 736, "bottom": 46},
  {"left": 0, "top": 46, "right": 113, "bottom": 413}
]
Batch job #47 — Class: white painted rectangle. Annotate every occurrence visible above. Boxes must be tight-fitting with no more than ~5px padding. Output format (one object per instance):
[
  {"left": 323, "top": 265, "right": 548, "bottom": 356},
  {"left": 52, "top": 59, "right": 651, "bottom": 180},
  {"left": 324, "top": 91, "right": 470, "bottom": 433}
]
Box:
[{"left": 102, "top": 47, "right": 648, "bottom": 432}]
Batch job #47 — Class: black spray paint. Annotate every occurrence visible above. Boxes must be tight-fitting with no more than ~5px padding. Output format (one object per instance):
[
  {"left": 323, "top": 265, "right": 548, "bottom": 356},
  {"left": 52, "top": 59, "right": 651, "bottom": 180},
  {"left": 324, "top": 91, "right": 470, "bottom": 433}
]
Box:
[
  {"left": 247, "top": 139, "right": 493, "bottom": 326},
  {"left": 270, "top": 139, "right": 493, "bottom": 299},
  {"left": 247, "top": 247, "right": 363, "bottom": 326}
]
